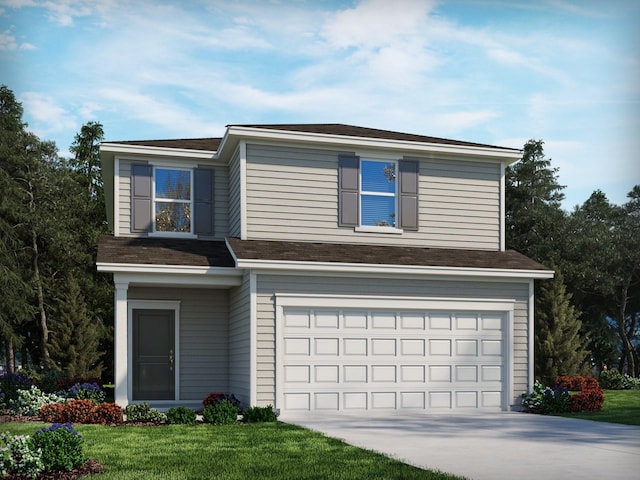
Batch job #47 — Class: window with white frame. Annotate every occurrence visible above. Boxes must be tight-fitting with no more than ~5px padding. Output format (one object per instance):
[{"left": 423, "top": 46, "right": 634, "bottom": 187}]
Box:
[
  {"left": 154, "top": 168, "right": 192, "bottom": 233},
  {"left": 360, "top": 160, "right": 397, "bottom": 227}
]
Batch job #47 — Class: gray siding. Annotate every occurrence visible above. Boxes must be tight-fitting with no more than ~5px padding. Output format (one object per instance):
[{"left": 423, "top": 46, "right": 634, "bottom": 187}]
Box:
[
  {"left": 228, "top": 272, "right": 251, "bottom": 405},
  {"left": 244, "top": 144, "right": 501, "bottom": 250},
  {"left": 255, "top": 275, "right": 530, "bottom": 407},
  {"left": 117, "top": 158, "right": 229, "bottom": 240},
  {"left": 228, "top": 147, "right": 242, "bottom": 238},
  {"left": 128, "top": 287, "right": 229, "bottom": 401}
]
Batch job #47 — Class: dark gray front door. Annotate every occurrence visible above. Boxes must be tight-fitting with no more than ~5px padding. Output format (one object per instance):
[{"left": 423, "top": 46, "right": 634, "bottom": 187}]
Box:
[{"left": 132, "top": 309, "right": 175, "bottom": 400}]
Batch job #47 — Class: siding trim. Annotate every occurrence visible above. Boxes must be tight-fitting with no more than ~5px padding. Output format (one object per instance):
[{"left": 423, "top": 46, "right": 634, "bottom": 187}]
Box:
[
  {"left": 527, "top": 279, "right": 534, "bottom": 394},
  {"left": 500, "top": 161, "right": 506, "bottom": 251},
  {"left": 240, "top": 140, "right": 248, "bottom": 240},
  {"left": 250, "top": 272, "right": 257, "bottom": 406},
  {"left": 114, "top": 157, "right": 121, "bottom": 236}
]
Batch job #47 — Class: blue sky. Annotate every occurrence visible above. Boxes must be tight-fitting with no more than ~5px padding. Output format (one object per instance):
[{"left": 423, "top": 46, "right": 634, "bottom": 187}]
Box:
[{"left": 1, "top": 0, "right": 638, "bottom": 210}]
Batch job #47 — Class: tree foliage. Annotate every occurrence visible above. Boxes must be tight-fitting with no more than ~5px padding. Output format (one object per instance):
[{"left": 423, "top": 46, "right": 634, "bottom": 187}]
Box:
[
  {"left": 0, "top": 85, "right": 112, "bottom": 378},
  {"left": 535, "top": 270, "right": 590, "bottom": 384}
]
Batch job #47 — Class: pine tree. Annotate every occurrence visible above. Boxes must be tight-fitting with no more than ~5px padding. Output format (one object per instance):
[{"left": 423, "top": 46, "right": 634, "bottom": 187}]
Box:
[
  {"left": 535, "top": 270, "right": 590, "bottom": 384},
  {"left": 48, "top": 277, "right": 103, "bottom": 378}
]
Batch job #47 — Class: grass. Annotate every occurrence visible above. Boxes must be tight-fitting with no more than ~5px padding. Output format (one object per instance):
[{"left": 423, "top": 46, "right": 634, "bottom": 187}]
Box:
[
  {"left": 556, "top": 389, "right": 640, "bottom": 426},
  {"left": 0, "top": 422, "right": 467, "bottom": 480}
]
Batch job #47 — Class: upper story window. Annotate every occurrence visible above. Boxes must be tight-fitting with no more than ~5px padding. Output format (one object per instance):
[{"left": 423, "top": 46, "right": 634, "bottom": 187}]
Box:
[
  {"left": 154, "top": 168, "right": 192, "bottom": 233},
  {"left": 131, "top": 163, "right": 214, "bottom": 237},
  {"left": 360, "top": 160, "right": 397, "bottom": 227},
  {"left": 339, "top": 155, "right": 418, "bottom": 232}
]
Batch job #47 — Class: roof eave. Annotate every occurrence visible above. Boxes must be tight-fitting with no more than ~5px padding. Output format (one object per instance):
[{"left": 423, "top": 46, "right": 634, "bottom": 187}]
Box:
[
  {"left": 234, "top": 258, "right": 554, "bottom": 279},
  {"left": 218, "top": 126, "right": 522, "bottom": 162}
]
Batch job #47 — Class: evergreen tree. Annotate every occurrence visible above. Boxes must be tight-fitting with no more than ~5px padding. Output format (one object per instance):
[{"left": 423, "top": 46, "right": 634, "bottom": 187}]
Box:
[
  {"left": 48, "top": 277, "right": 103, "bottom": 378},
  {"left": 505, "top": 139, "right": 566, "bottom": 264},
  {"left": 535, "top": 270, "right": 590, "bottom": 384}
]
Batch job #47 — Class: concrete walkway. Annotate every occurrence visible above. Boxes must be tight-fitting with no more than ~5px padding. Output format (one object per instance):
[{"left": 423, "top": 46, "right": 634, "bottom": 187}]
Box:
[{"left": 281, "top": 411, "right": 640, "bottom": 480}]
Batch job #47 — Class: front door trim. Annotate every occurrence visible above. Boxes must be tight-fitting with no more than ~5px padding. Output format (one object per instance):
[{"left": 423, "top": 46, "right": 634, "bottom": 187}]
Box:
[{"left": 128, "top": 300, "right": 181, "bottom": 403}]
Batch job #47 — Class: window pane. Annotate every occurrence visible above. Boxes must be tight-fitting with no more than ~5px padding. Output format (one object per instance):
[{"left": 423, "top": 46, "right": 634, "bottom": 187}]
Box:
[
  {"left": 362, "top": 161, "right": 396, "bottom": 193},
  {"left": 361, "top": 195, "right": 396, "bottom": 227},
  {"left": 155, "top": 203, "right": 191, "bottom": 232},
  {"left": 156, "top": 169, "right": 191, "bottom": 200}
]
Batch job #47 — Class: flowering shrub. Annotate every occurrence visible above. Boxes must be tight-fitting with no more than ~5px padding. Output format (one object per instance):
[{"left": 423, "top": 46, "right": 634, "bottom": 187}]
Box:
[
  {"left": 93, "top": 402, "right": 123, "bottom": 425},
  {"left": 203, "top": 392, "right": 241, "bottom": 409},
  {"left": 39, "top": 402, "right": 67, "bottom": 423},
  {"left": 68, "top": 382, "right": 106, "bottom": 404},
  {"left": 0, "top": 432, "right": 44, "bottom": 478},
  {"left": 570, "top": 387, "right": 604, "bottom": 412},
  {"left": 8, "top": 385, "right": 66, "bottom": 416},
  {"left": 124, "top": 402, "right": 166, "bottom": 423},
  {"left": 555, "top": 375, "right": 599, "bottom": 391},
  {"left": 32, "top": 423, "right": 85, "bottom": 472},
  {"left": 599, "top": 370, "right": 640, "bottom": 390},
  {"left": 521, "top": 381, "right": 571, "bottom": 414},
  {"left": 63, "top": 399, "right": 96, "bottom": 423},
  {"left": 53, "top": 377, "right": 102, "bottom": 392},
  {"left": 0, "top": 372, "right": 33, "bottom": 407}
]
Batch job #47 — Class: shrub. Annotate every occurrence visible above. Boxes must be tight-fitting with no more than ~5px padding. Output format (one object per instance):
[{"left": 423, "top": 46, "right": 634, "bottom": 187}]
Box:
[
  {"left": 0, "top": 432, "right": 44, "bottom": 478},
  {"left": 68, "top": 382, "right": 106, "bottom": 404},
  {"left": 521, "top": 381, "right": 570, "bottom": 414},
  {"left": 93, "top": 402, "right": 123, "bottom": 425},
  {"left": 39, "top": 402, "right": 66, "bottom": 423},
  {"left": 124, "top": 402, "right": 167, "bottom": 423},
  {"left": 54, "top": 377, "right": 102, "bottom": 392},
  {"left": 243, "top": 405, "right": 279, "bottom": 423},
  {"left": 8, "top": 385, "right": 66, "bottom": 416},
  {"left": 63, "top": 399, "right": 96, "bottom": 423},
  {"left": 570, "top": 387, "right": 604, "bottom": 412},
  {"left": 203, "top": 399, "right": 239, "bottom": 425},
  {"left": 555, "top": 375, "right": 599, "bottom": 391},
  {"left": 0, "top": 372, "right": 33, "bottom": 407},
  {"left": 31, "top": 423, "right": 85, "bottom": 472},
  {"left": 166, "top": 406, "right": 197, "bottom": 425},
  {"left": 599, "top": 370, "right": 626, "bottom": 390},
  {"left": 622, "top": 374, "right": 640, "bottom": 390},
  {"left": 202, "top": 392, "right": 241, "bottom": 410}
]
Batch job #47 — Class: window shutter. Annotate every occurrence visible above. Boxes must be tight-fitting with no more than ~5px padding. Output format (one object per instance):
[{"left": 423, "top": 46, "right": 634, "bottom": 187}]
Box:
[
  {"left": 338, "top": 155, "right": 359, "bottom": 227},
  {"left": 399, "top": 160, "right": 419, "bottom": 231},
  {"left": 194, "top": 167, "right": 214, "bottom": 236},
  {"left": 131, "top": 164, "right": 152, "bottom": 233}
]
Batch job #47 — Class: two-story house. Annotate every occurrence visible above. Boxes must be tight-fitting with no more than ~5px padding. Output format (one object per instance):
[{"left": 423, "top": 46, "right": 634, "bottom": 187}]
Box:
[{"left": 96, "top": 124, "right": 553, "bottom": 414}]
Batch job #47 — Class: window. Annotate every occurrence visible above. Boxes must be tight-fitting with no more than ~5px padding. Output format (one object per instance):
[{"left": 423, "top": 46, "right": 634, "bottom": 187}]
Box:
[
  {"left": 154, "top": 168, "right": 192, "bottom": 233},
  {"left": 360, "top": 160, "right": 397, "bottom": 227},
  {"left": 131, "top": 163, "right": 214, "bottom": 236},
  {"left": 338, "top": 155, "right": 418, "bottom": 231}
]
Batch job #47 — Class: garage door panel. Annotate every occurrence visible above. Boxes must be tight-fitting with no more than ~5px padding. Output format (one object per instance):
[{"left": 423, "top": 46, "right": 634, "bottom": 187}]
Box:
[{"left": 281, "top": 308, "right": 506, "bottom": 412}]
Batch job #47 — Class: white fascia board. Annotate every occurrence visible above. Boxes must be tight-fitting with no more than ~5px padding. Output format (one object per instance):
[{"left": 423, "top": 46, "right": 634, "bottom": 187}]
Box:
[
  {"left": 100, "top": 143, "right": 216, "bottom": 160},
  {"left": 223, "top": 126, "right": 522, "bottom": 162},
  {"left": 235, "top": 258, "right": 554, "bottom": 280},
  {"left": 99, "top": 263, "right": 244, "bottom": 287}
]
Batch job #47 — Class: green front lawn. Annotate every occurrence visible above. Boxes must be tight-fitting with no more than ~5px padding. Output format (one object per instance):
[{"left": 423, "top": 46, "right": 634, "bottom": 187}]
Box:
[
  {"left": 556, "top": 389, "right": 640, "bottom": 425},
  {"left": 1, "top": 422, "right": 467, "bottom": 480}
]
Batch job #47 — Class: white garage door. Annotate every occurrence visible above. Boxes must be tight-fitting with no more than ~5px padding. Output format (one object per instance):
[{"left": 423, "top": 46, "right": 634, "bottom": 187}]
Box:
[{"left": 280, "top": 308, "right": 506, "bottom": 412}]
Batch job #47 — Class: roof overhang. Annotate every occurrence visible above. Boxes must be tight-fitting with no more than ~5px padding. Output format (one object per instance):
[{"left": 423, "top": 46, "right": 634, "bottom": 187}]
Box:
[
  {"left": 231, "top": 258, "right": 554, "bottom": 280},
  {"left": 216, "top": 126, "right": 522, "bottom": 164},
  {"left": 97, "top": 262, "right": 243, "bottom": 288}
]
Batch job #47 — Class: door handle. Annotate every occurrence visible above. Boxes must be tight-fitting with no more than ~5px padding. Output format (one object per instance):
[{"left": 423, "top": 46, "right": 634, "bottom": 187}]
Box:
[{"left": 169, "top": 349, "right": 174, "bottom": 372}]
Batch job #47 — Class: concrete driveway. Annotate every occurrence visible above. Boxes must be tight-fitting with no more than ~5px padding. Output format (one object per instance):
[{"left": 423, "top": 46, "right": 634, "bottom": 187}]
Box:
[{"left": 281, "top": 411, "right": 640, "bottom": 480}]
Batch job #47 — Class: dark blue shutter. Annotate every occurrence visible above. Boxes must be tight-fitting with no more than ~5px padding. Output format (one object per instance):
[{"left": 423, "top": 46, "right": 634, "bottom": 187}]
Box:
[
  {"left": 399, "top": 160, "right": 419, "bottom": 231},
  {"left": 194, "top": 167, "right": 214, "bottom": 236},
  {"left": 338, "top": 155, "right": 359, "bottom": 227},
  {"left": 131, "top": 164, "right": 152, "bottom": 233}
]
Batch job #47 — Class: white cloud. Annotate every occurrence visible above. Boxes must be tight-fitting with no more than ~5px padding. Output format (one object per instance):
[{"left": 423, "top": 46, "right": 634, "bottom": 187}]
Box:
[
  {"left": 19, "top": 91, "right": 76, "bottom": 134},
  {"left": 0, "top": 28, "right": 35, "bottom": 50}
]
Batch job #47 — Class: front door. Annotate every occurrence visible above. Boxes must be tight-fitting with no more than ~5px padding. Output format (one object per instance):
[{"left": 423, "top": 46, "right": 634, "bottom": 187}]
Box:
[{"left": 132, "top": 309, "right": 175, "bottom": 400}]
